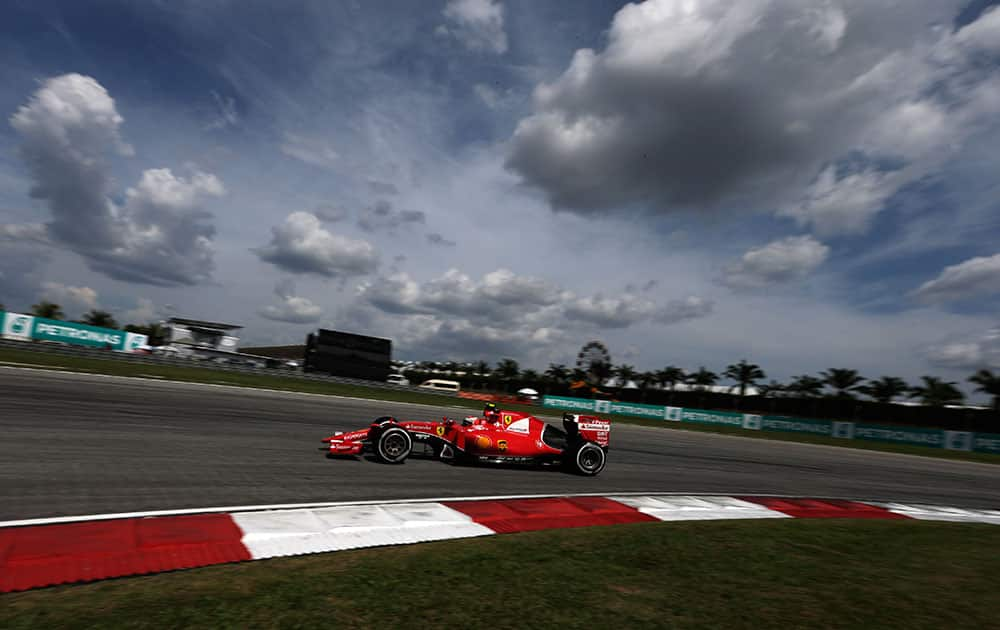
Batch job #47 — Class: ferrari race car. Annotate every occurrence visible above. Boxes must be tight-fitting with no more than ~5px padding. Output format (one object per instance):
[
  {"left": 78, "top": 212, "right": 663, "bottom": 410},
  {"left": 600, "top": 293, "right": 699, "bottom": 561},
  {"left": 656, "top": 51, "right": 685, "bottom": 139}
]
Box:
[{"left": 321, "top": 407, "right": 610, "bottom": 476}]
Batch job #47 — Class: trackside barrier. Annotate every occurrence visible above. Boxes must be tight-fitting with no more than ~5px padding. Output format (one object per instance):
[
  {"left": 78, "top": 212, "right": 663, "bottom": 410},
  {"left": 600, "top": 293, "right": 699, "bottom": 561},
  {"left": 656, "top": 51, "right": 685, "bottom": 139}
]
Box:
[{"left": 542, "top": 395, "right": 1000, "bottom": 455}]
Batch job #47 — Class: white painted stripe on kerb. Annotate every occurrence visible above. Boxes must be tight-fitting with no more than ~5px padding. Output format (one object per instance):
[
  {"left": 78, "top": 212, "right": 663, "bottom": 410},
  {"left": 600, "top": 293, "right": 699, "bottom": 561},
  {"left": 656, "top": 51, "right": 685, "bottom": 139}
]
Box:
[
  {"left": 610, "top": 495, "right": 790, "bottom": 521},
  {"left": 880, "top": 503, "right": 1000, "bottom": 525},
  {"left": 0, "top": 492, "right": 764, "bottom": 528},
  {"left": 232, "top": 502, "right": 495, "bottom": 560}
]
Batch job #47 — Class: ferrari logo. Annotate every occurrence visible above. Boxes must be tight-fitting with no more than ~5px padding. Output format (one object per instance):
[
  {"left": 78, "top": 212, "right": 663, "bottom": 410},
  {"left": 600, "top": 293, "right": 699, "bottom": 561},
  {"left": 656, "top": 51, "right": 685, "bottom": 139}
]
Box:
[
  {"left": 498, "top": 439, "right": 508, "bottom": 452},
  {"left": 503, "top": 414, "right": 512, "bottom": 426},
  {"left": 436, "top": 425, "right": 445, "bottom": 436}
]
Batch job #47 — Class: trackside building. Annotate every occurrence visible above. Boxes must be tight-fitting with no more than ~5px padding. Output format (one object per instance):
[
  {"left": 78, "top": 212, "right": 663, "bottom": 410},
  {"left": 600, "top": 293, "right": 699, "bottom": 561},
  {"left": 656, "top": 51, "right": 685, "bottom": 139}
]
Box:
[{"left": 304, "top": 328, "right": 392, "bottom": 381}]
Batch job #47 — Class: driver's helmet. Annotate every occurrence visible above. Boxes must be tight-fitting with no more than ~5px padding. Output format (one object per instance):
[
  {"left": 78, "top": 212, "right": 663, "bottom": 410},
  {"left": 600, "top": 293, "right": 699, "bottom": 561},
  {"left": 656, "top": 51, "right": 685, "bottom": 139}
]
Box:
[{"left": 483, "top": 401, "right": 500, "bottom": 423}]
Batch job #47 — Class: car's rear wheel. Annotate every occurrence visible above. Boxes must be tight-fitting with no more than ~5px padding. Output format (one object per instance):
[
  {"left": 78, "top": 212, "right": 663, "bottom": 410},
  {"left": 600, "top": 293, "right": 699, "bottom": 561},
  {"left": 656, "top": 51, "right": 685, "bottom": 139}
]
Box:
[
  {"left": 568, "top": 442, "right": 606, "bottom": 476},
  {"left": 375, "top": 427, "right": 412, "bottom": 464}
]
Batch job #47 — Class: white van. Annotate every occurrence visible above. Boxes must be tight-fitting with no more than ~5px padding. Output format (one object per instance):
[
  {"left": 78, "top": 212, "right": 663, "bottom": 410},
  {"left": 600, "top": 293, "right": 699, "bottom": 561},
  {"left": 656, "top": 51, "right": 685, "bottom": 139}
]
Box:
[
  {"left": 418, "top": 379, "right": 461, "bottom": 393},
  {"left": 386, "top": 373, "right": 410, "bottom": 386}
]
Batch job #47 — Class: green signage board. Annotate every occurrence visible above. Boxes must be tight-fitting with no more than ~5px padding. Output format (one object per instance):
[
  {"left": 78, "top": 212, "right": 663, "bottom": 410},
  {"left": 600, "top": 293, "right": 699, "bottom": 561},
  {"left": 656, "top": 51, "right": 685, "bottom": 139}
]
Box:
[
  {"left": 853, "top": 423, "right": 944, "bottom": 448},
  {"left": 19, "top": 316, "right": 148, "bottom": 351},
  {"left": 972, "top": 432, "right": 1000, "bottom": 455},
  {"left": 543, "top": 396, "right": 671, "bottom": 420},
  {"left": 542, "top": 395, "right": 997, "bottom": 454},
  {"left": 603, "top": 400, "right": 668, "bottom": 420},
  {"left": 762, "top": 416, "right": 833, "bottom": 436},
  {"left": 31, "top": 317, "right": 127, "bottom": 349},
  {"left": 543, "top": 395, "right": 601, "bottom": 412},
  {"left": 680, "top": 409, "right": 744, "bottom": 428}
]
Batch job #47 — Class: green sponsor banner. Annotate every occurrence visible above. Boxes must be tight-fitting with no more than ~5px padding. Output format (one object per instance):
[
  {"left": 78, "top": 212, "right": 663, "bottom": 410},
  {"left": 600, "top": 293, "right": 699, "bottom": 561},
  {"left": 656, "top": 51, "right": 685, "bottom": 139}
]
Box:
[
  {"left": 31, "top": 317, "right": 131, "bottom": 350},
  {"left": 680, "top": 409, "right": 744, "bottom": 427},
  {"left": 602, "top": 400, "right": 667, "bottom": 419},
  {"left": 543, "top": 396, "right": 668, "bottom": 419},
  {"left": 972, "top": 432, "right": 1000, "bottom": 455},
  {"left": 543, "top": 395, "right": 599, "bottom": 412},
  {"left": 853, "top": 423, "right": 943, "bottom": 448},
  {"left": 0, "top": 311, "right": 5, "bottom": 332},
  {"left": 762, "top": 415, "right": 833, "bottom": 436},
  {"left": 542, "top": 395, "right": 997, "bottom": 454},
  {"left": 2, "top": 311, "right": 35, "bottom": 341}
]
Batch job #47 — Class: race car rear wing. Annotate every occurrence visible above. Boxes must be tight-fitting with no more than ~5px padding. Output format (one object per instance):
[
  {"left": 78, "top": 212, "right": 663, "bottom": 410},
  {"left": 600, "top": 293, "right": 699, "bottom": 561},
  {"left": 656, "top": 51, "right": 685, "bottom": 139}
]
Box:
[{"left": 562, "top": 413, "right": 610, "bottom": 448}]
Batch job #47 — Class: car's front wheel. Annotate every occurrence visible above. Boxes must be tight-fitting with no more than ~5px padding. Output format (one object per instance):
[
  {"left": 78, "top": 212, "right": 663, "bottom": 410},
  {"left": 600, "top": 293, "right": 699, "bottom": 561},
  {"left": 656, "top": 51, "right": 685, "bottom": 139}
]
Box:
[
  {"left": 375, "top": 427, "right": 412, "bottom": 464},
  {"left": 567, "top": 442, "right": 606, "bottom": 476}
]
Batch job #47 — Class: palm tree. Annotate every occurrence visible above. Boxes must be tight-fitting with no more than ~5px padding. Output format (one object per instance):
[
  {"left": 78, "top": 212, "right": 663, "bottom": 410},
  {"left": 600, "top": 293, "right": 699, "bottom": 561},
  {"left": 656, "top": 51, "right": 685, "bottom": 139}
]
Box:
[
  {"left": 81, "top": 309, "right": 118, "bottom": 329},
  {"left": 909, "top": 376, "right": 965, "bottom": 407},
  {"left": 590, "top": 360, "right": 614, "bottom": 386},
  {"left": 857, "top": 377, "right": 909, "bottom": 404},
  {"left": 31, "top": 301, "right": 64, "bottom": 320},
  {"left": 788, "top": 375, "right": 825, "bottom": 398},
  {"left": 758, "top": 380, "right": 786, "bottom": 398},
  {"left": 636, "top": 371, "right": 658, "bottom": 402},
  {"left": 613, "top": 364, "right": 637, "bottom": 388},
  {"left": 544, "top": 363, "right": 569, "bottom": 384},
  {"left": 969, "top": 369, "right": 1000, "bottom": 413},
  {"left": 820, "top": 368, "right": 865, "bottom": 398},
  {"left": 757, "top": 380, "right": 786, "bottom": 413},
  {"left": 655, "top": 367, "right": 685, "bottom": 391},
  {"left": 494, "top": 358, "right": 520, "bottom": 380},
  {"left": 147, "top": 322, "right": 166, "bottom": 345},
  {"left": 638, "top": 371, "right": 658, "bottom": 390},
  {"left": 474, "top": 360, "right": 490, "bottom": 376},
  {"left": 521, "top": 369, "right": 541, "bottom": 383},
  {"left": 724, "top": 359, "right": 766, "bottom": 398},
  {"left": 688, "top": 367, "right": 718, "bottom": 390}
]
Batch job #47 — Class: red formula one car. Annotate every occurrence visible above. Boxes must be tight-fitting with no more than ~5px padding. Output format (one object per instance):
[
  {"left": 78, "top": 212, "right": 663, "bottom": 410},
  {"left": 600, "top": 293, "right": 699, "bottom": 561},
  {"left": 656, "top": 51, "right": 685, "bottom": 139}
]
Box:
[{"left": 321, "top": 404, "right": 610, "bottom": 476}]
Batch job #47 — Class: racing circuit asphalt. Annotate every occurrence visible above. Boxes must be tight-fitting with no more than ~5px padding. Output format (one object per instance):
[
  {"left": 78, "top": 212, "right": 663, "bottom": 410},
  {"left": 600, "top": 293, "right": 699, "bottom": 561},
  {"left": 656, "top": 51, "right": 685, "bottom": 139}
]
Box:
[{"left": 1, "top": 367, "right": 999, "bottom": 521}]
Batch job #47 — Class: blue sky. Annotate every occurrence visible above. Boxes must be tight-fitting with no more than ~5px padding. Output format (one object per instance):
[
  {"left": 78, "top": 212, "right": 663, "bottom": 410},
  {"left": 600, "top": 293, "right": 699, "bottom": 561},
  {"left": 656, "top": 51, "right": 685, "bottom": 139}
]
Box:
[{"left": 1, "top": 0, "right": 999, "bottom": 398}]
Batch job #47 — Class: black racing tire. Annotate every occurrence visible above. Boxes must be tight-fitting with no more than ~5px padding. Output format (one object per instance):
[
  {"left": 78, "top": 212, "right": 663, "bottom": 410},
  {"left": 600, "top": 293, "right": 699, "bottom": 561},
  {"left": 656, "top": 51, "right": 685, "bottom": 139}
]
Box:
[
  {"left": 567, "top": 441, "right": 606, "bottom": 476},
  {"left": 375, "top": 427, "right": 412, "bottom": 464}
]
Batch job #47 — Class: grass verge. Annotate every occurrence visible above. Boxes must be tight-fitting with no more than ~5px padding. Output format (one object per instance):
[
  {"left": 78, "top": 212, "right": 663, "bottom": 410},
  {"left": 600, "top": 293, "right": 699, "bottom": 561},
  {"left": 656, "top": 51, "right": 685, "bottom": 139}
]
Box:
[
  {"left": 2, "top": 519, "right": 998, "bottom": 629},
  {"left": 1, "top": 345, "right": 996, "bottom": 465}
]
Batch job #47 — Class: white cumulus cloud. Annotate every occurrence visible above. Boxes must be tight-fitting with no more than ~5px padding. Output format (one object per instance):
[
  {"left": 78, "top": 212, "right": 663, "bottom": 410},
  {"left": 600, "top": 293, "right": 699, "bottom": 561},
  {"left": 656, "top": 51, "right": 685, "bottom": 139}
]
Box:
[
  {"left": 40, "top": 281, "right": 98, "bottom": 315},
  {"left": 255, "top": 211, "right": 379, "bottom": 277},
  {"left": 438, "top": 0, "right": 507, "bottom": 54},
  {"left": 925, "top": 327, "right": 1000, "bottom": 370},
  {"left": 656, "top": 296, "right": 715, "bottom": 324},
  {"left": 722, "top": 235, "right": 829, "bottom": 289},
  {"left": 9, "top": 73, "right": 224, "bottom": 286},
  {"left": 259, "top": 279, "right": 323, "bottom": 324},
  {"left": 913, "top": 253, "right": 1000, "bottom": 303},
  {"left": 506, "top": 0, "right": 1000, "bottom": 238},
  {"left": 564, "top": 293, "right": 657, "bottom": 329}
]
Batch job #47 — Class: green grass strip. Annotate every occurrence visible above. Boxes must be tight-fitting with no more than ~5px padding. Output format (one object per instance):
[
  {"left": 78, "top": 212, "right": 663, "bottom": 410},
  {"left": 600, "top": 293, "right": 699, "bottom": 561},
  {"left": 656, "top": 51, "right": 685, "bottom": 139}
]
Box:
[
  {"left": 1, "top": 346, "right": 996, "bottom": 464},
  {"left": 2, "top": 519, "right": 998, "bottom": 629}
]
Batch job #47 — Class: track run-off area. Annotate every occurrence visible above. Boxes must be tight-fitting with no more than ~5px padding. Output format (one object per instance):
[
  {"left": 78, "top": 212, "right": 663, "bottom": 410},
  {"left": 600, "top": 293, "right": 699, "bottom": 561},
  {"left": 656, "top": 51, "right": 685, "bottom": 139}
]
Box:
[{"left": 1, "top": 367, "right": 998, "bottom": 521}]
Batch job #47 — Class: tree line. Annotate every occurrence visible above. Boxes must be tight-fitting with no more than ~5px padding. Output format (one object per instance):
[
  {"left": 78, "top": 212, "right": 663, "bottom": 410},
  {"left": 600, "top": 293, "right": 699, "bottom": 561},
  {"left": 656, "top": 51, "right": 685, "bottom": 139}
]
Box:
[{"left": 402, "top": 357, "right": 1000, "bottom": 414}]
